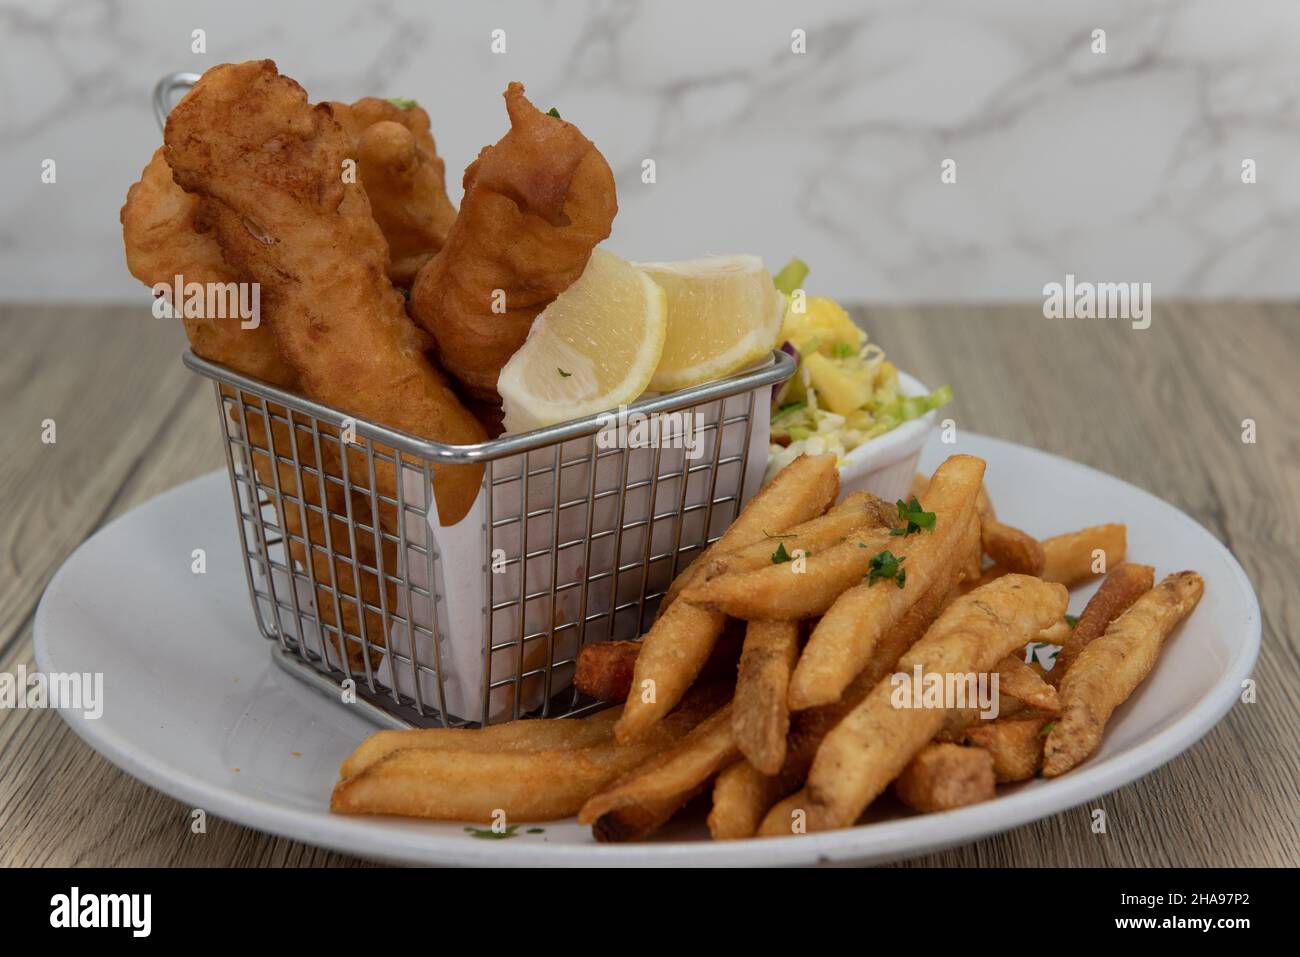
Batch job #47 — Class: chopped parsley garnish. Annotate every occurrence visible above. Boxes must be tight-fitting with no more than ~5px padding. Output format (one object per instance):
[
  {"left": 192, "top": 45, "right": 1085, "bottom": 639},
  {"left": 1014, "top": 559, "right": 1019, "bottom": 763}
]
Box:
[
  {"left": 547, "top": 107, "right": 562, "bottom": 119},
  {"left": 865, "top": 549, "right": 907, "bottom": 587},
  {"left": 387, "top": 97, "right": 418, "bottom": 110},
  {"left": 464, "top": 825, "right": 519, "bottom": 840},
  {"left": 1038, "top": 721, "right": 1056, "bottom": 739},
  {"left": 772, "top": 542, "right": 793, "bottom": 564},
  {"left": 526, "top": 827, "right": 545, "bottom": 834},
  {"left": 831, "top": 341, "right": 856, "bottom": 358},
  {"left": 1064, "top": 614, "right": 1079, "bottom": 628},
  {"left": 890, "top": 496, "right": 936, "bottom": 536},
  {"left": 557, "top": 368, "right": 572, "bottom": 378}
]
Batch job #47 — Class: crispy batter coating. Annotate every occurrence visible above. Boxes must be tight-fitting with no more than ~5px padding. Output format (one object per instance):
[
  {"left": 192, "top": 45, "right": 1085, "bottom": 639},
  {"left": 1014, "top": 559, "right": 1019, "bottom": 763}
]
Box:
[
  {"left": 410, "top": 82, "right": 617, "bottom": 408},
  {"left": 163, "top": 59, "right": 486, "bottom": 525},
  {"left": 121, "top": 148, "right": 296, "bottom": 387},
  {"left": 331, "top": 98, "right": 458, "bottom": 285}
]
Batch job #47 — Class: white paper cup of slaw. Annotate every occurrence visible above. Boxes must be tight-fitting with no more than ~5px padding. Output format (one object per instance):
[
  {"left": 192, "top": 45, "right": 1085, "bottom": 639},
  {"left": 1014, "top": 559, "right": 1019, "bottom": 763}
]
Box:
[{"left": 834, "top": 370, "right": 939, "bottom": 503}]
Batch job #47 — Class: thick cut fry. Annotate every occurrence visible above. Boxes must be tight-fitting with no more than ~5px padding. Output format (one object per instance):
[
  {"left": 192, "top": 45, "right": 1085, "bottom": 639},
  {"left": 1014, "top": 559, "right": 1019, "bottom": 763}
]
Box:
[
  {"left": 708, "top": 760, "right": 786, "bottom": 840},
  {"left": 164, "top": 60, "right": 487, "bottom": 525},
  {"left": 981, "top": 517, "right": 1045, "bottom": 576},
  {"left": 696, "top": 491, "right": 897, "bottom": 583},
  {"left": 893, "top": 743, "right": 995, "bottom": 812},
  {"left": 993, "top": 655, "right": 1060, "bottom": 714},
  {"left": 332, "top": 684, "right": 725, "bottom": 821},
  {"left": 1040, "top": 524, "right": 1127, "bottom": 587},
  {"left": 786, "top": 454, "right": 987, "bottom": 709},
  {"left": 581, "top": 702, "right": 740, "bottom": 841},
  {"left": 614, "top": 454, "right": 837, "bottom": 743},
  {"left": 410, "top": 82, "right": 617, "bottom": 408},
  {"left": 662, "top": 452, "right": 840, "bottom": 608},
  {"left": 733, "top": 620, "right": 800, "bottom": 774},
  {"left": 573, "top": 630, "right": 743, "bottom": 704},
  {"left": 1050, "top": 562, "right": 1155, "bottom": 684},
  {"left": 766, "top": 575, "right": 1066, "bottom": 834},
  {"left": 612, "top": 602, "right": 726, "bottom": 743},
  {"left": 574, "top": 640, "right": 641, "bottom": 702},
  {"left": 954, "top": 717, "right": 1050, "bottom": 783},
  {"left": 1043, "top": 572, "right": 1204, "bottom": 776},
  {"left": 339, "top": 707, "right": 621, "bottom": 779}
]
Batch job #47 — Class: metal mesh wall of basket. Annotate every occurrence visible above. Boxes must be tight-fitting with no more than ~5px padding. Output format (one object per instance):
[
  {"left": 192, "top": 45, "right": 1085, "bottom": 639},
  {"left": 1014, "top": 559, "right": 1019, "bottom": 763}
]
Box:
[{"left": 185, "top": 350, "right": 795, "bottom": 730}]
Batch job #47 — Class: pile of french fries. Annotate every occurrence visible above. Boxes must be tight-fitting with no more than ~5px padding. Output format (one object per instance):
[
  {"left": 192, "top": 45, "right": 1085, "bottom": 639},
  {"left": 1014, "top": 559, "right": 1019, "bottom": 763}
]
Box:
[{"left": 331, "top": 452, "right": 1205, "bottom": 840}]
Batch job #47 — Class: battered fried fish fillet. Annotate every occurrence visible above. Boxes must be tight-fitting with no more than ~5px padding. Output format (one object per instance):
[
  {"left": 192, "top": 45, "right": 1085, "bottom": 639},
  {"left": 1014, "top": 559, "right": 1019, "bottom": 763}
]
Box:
[
  {"left": 331, "top": 97, "right": 458, "bottom": 286},
  {"left": 121, "top": 148, "right": 296, "bottom": 387},
  {"left": 410, "top": 82, "right": 617, "bottom": 409},
  {"left": 163, "top": 59, "right": 487, "bottom": 527},
  {"left": 121, "top": 147, "right": 395, "bottom": 670}
]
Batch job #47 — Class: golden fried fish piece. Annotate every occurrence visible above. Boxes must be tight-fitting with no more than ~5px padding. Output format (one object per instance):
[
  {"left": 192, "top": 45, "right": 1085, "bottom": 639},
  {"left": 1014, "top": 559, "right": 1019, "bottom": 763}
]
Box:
[
  {"left": 331, "top": 97, "right": 458, "bottom": 285},
  {"left": 410, "top": 82, "right": 618, "bottom": 411},
  {"left": 163, "top": 59, "right": 486, "bottom": 526},
  {"left": 121, "top": 148, "right": 296, "bottom": 386}
]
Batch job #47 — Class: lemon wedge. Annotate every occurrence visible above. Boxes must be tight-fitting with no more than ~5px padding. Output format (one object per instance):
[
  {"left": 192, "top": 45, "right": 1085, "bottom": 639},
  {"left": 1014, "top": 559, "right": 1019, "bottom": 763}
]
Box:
[
  {"left": 498, "top": 249, "right": 667, "bottom": 433},
  {"left": 638, "top": 255, "right": 785, "bottom": 392}
]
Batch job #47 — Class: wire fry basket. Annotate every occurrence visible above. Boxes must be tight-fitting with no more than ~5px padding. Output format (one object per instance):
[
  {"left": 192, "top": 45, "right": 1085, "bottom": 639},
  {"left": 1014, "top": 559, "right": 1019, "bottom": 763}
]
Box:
[
  {"left": 186, "top": 351, "right": 794, "bottom": 729},
  {"left": 155, "top": 69, "right": 793, "bottom": 729}
]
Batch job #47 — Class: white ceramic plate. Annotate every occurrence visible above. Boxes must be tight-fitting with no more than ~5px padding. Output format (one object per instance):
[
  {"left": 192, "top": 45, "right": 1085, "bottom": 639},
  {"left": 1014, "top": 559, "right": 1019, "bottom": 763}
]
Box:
[{"left": 34, "top": 432, "right": 1259, "bottom": 866}]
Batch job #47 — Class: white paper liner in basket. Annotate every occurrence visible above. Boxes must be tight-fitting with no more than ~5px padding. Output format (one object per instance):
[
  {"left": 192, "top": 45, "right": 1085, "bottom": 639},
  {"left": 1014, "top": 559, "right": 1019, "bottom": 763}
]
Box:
[{"left": 263, "top": 387, "right": 770, "bottom": 725}]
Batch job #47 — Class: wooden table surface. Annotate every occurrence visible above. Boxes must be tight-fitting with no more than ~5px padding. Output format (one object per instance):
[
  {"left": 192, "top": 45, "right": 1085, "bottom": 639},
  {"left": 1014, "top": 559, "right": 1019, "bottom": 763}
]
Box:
[{"left": 1, "top": 302, "right": 1295, "bottom": 868}]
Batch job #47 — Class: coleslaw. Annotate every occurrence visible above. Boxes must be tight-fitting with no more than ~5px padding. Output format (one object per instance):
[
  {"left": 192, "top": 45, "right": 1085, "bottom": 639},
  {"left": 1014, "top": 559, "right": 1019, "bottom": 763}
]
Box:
[{"left": 768, "top": 259, "right": 952, "bottom": 475}]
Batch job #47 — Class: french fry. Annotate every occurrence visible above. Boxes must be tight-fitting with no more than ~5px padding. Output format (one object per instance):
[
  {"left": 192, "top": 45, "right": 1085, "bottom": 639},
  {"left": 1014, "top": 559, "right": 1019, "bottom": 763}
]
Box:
[
  {"left": 581, "top": 702, "right": 740, "bottom": 841},
  {"left": 340, "top": 707, "right": 621, "bottom": 779},
  {"left": 981, "top": 517, "right": 1045, "bottom": 576},
  {"left": 711, "top": 529, "right": 976, "bottom": 840},
  {"left": 1049, "top": 562, "right": 1155, "bottom": 685},
  {"left": 708, "top": 760, "right": 785, "bottom": 840},
  {"left": 331, "top": 685, "right": 727, "bottom": 822},
  {"left": 698, "top": 491, "right": 897, "bottom": 582},
  {"left": 893, "top": 743, "right": 995, "bottom": 812},
  {"left": 955, "top": 717, "right": 1050, "bottom": 783},
  {"left": 659, "top": 452, "right": 839, "bottom": 608},
  {"left": 993, "top": 655, "right": 1060, "bottom": 714},
  {"left": 786, "top": 454, "right": 987, "bottom": 709},
  {"left": 614, "top": 455, "right": 838, "bottom": 744},
  {"left": 612, "top": 602, "right": 727, "bottom": 743},
  {"left": 936, "top": 696, "right": 1031, "bottom": 739},
  {"left": 733, "top": 620, "right": 800, "bottom": 774},
  {"left": 765, "top": 574, "right": 1067, "bottom": 834},
  {"left": 574, "top": 623, "right": 745, "bottom": 705},
  {"left": 1040, "top": 523, "right": 1127, "bottom": 586},
  {"left": 1043, "top": 571, "right": 1204, "bottom": 776},
  {"left": 683, "top": 525, "right": 896, "bottom": 621},
  {"left": 574, "top": 640, "right": 642, "bottom": 702}
]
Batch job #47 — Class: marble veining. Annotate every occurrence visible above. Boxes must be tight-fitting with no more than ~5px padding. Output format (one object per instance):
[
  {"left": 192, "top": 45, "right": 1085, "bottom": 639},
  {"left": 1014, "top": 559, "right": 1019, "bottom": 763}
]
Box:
[{"left": 2, "top": 0, "right": 1298, "bottom": 303}]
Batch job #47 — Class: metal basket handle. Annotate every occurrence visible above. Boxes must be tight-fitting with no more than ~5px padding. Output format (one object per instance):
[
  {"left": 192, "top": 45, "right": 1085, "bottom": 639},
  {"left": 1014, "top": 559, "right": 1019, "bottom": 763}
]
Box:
[{"left": 153, "top": 71, "right": 200, "bottom": 131}]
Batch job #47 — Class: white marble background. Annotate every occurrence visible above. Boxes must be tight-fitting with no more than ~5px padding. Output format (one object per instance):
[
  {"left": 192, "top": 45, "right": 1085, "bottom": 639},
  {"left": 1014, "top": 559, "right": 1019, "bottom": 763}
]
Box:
[{"left": 2, "top": 0, "right": 1299, "bottom": 303}]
